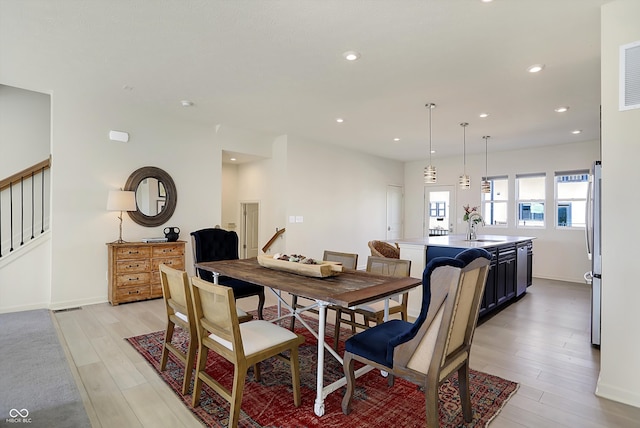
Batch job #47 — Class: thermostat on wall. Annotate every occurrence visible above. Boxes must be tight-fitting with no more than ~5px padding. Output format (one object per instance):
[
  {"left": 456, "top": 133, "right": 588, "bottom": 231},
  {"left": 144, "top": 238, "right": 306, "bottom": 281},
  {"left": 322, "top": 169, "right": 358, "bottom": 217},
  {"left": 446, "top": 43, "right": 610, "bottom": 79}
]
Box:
[{"left": 109, "top": 130, "right": 129, "bottom": 142}]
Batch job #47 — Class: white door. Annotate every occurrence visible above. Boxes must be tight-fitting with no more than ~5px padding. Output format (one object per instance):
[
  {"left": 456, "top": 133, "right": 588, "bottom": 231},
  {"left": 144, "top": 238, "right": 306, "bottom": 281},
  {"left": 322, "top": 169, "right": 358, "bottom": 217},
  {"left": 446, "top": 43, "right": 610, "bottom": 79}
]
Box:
[
  {"left": 241, "top": 202, "right": 259, "bottom": 258},
  {"left": 386, "top": 185, "right": 403, "bottom": 240},
  {"left": 424, "top": 185, "right": 455, "bottom": 237}
]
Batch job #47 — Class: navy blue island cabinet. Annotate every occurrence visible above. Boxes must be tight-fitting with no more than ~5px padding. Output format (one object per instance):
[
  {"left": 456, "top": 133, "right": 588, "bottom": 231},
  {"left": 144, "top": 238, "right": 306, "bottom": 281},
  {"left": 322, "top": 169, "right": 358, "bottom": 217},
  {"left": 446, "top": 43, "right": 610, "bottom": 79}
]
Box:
[{"left": 397, "top": 236, "right": 534, "bottom": 318}]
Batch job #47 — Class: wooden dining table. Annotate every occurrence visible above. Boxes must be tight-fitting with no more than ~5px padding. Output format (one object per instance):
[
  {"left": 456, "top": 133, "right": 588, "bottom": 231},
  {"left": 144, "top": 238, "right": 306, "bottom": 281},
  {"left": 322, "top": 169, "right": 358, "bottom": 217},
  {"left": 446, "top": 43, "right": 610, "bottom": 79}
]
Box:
[{"left": 195, "top": 257, "right": 422, "bottom": 417}]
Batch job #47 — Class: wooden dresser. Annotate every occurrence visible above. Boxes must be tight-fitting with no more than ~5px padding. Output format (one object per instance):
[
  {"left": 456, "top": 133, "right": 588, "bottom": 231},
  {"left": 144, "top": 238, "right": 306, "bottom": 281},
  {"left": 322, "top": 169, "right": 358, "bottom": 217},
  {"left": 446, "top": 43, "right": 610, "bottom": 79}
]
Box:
[{"left": 107, "top": 241, "right": 186, "bottom": 305}]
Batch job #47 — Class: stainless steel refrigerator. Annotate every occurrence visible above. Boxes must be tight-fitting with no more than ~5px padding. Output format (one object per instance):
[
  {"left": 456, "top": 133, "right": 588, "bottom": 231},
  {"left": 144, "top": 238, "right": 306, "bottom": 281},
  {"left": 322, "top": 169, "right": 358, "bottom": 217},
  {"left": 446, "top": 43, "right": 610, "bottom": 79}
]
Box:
[{"left": 584, "top": 161, "right": 602, "bottom": 346}]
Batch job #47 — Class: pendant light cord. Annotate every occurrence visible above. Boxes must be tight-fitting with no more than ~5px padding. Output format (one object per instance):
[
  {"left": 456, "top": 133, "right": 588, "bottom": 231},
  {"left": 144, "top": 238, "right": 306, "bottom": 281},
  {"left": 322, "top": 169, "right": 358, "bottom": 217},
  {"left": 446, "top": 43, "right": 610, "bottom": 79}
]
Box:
[
  {"left": 483, "top": 135, "right": 490, "bottom": 180},
  {"left": 428, "top": 104, "right": 433, "bottom": 164},
  {"left": 461, "top": 123, "right": 468, "bottom": 173}
]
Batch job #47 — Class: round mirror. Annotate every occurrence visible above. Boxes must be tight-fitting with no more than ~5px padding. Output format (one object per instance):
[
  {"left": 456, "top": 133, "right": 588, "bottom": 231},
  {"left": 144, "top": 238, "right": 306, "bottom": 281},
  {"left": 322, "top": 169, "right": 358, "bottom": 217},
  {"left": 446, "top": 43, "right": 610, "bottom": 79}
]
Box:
[{"left": 124, "top": 166, "right": 177, "bottom": 227}]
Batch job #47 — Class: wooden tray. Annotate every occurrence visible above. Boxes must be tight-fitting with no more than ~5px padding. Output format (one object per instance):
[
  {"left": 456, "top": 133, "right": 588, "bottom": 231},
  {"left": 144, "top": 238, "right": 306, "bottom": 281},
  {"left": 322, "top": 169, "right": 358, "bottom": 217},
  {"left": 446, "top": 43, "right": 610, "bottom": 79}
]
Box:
[{"left": 257, "top": 255, "right": 343, "bottom": 278}]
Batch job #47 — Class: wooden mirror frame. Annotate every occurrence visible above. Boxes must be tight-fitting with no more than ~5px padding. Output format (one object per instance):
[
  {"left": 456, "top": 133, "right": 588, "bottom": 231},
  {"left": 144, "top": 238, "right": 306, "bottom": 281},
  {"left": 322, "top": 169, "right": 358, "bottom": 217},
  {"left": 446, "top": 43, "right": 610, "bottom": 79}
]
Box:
[{"left": 124, "top": 166, "right": 177, "bottom": 227}]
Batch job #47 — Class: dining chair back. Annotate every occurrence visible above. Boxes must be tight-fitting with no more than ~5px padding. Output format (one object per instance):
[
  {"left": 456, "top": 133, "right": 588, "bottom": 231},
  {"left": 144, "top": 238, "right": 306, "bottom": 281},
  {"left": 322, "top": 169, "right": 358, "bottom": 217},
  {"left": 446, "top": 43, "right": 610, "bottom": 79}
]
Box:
[
  {"left": 159, "top": 264, "right": 197, "bottom": 395},
  {"left": 190, "top": 227, "right": 265, "bottom": 319},
  {"left": 190, "top": 276, "right": 304, "bottom": 428},
  {"left": 341, "top": 248, "right": 492, "bottom": 427},
  {"left": 368, "top": 240, "right": 400, "bottom": 259},
  {"left": 323, "top": 250, "right": 359, "bottom": 269},
  {"left": 289, "top": 250, "right": 358, "bottom": 330},
  {"left": 332, "top": 256, "right": 411, "bottom": 349}
]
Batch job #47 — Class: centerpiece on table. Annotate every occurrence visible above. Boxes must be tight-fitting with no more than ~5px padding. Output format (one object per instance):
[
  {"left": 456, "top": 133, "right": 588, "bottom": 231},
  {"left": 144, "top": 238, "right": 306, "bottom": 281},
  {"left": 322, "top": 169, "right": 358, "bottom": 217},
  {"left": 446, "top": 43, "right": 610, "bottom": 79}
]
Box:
[
  {"left": 257, "top": 253, "right": 344, "bottom": 278},
  {"left": 462, "top": 205, "right": 484, "bottom": 241}
]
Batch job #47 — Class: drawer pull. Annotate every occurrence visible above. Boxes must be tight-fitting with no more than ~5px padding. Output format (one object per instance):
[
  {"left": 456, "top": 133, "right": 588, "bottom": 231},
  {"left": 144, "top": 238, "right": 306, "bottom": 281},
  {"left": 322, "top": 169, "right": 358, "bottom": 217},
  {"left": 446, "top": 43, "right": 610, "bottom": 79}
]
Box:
[
  {"left": 128, "top": 264, "right": 139, "bottom": 268},
  {"left": 128, "top": 290, "right": 140, "bottom": 295},
  {"left": 128, "top": 277, "right": 139, "bottom": 281}
]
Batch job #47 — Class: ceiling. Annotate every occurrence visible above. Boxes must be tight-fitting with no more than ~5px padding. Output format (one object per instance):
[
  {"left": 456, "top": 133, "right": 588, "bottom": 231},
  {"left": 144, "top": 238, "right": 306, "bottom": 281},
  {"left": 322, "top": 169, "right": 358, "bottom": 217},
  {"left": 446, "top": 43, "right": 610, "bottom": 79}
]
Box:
[{"left": 0, "top": 0, "right": 610, "bottom": 162}]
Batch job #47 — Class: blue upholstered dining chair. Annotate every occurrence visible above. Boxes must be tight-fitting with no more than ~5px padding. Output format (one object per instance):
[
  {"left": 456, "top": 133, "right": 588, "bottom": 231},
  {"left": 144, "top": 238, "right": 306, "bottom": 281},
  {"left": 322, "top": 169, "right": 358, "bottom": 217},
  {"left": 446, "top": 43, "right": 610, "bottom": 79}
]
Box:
[
  {"left": 190, "top": 228, "right": 265, "bottom": 319},
  {"left": 341, "top": 248, "right": 492, "bottom": 428}
]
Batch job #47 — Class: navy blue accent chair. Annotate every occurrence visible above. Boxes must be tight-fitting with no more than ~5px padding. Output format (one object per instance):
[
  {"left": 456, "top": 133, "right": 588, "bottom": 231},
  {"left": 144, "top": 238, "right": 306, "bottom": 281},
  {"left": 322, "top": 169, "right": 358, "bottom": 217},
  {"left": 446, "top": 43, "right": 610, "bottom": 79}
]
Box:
[
  {"left": 190, "top": 228, "right": 265, "bottom": 319},
  {"left": 342, "top": 247, "right": 492, "bottom": 427}
]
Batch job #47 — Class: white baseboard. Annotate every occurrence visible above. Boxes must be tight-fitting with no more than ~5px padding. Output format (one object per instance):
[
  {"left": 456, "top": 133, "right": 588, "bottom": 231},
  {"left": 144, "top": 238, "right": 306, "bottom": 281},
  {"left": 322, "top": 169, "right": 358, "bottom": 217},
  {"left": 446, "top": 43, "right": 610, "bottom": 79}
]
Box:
[
  {"left": 49, "top": 296, "right": 109, "bottom": 311},
  {"left": 596, "top": 378, "right": 640, "bottom": 409}
]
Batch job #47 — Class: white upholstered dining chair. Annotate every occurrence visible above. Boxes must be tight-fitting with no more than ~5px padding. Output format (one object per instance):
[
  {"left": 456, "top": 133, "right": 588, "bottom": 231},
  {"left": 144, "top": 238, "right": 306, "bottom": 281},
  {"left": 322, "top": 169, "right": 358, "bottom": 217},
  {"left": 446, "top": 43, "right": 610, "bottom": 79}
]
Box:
[{"left": 190, "top": 276, "right": 305, "bottom": 428}]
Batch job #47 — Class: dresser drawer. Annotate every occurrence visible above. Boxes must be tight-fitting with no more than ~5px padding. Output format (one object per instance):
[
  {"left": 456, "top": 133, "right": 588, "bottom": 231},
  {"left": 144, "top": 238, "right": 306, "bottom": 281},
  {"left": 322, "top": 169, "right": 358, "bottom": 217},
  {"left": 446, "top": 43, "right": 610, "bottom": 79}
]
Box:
[
  {"left": 150, "top": 283, "right": 163, "bottom": 299},
  {"left": 151, "top": 256, "right": 185, "bottom": 272},
  {"left": 116, "top": 285, "right": 151, "bottom": 303},
  {"left": 115, "top": 272, "right": 151, "bottom": 287},
  {"left": 152, "top": 244, "right": 184, "bottom": 258},
  {"left": 116, "top": 259, "right": 151, "bottom": 274},
  {"left": 116, "top": 246, "right": 151, "bottom": 259}
]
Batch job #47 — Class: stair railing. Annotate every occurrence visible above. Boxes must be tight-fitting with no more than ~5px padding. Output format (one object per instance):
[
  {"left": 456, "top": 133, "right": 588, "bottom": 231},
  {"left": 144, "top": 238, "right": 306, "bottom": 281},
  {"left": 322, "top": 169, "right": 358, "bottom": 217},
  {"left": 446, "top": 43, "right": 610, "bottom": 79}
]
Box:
[
  {"left": 262, "top": 227, "right": 285, "bottom": 253},
  {"left": 0, "top": 156, "right": 51, "bottom": 258}
]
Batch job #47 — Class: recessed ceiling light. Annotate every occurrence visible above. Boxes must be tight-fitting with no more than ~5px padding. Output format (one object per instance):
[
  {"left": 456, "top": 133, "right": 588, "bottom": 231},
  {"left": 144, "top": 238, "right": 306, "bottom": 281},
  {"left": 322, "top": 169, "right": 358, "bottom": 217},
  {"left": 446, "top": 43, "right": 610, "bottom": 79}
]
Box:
[
  {"left": 336, "top": 118, "right": 344, "bottom": 123},
  {"left": 181, "top": 100, "right": 194, "bottom": 107},
  {"left": 479, "top": 113, "right": 489, "bottom": 118},
  {"left": 431, "top": 150, "right": 436, "bottom": 154},
  {"left": 342, "top": 51, "right": 361, "bottom": 61},
  {"left": 230, "top": 157, "right": 237, "bottom": 161},
  {"left": 555, "top": 106, "right": 569, "bottom": 113},
  {"left": 572, "top": 129, "right": 582, "bottom": 134},
  {"left": 393, "top": 138, "right": 400, "bottom": 142},
  {"left": 527, "top": 64, "right": 545, "bottom": 73},
  {"left": 481, "top": 0, "right": 493, "bottom": 3}
]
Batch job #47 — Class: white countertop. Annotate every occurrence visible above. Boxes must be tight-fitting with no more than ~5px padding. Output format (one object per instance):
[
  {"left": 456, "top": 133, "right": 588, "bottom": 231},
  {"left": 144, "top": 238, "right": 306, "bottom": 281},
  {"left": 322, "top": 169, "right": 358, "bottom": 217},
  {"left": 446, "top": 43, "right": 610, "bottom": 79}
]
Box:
[{"left": 396, "top": 235, "right": 535, "bottom": 249}]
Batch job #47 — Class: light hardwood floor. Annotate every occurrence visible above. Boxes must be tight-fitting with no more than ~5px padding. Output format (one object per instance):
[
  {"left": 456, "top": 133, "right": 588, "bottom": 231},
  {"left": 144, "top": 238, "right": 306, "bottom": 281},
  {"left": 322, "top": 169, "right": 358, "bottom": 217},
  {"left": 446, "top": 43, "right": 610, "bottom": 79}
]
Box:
[{"left": 54, "top": 278, "right": 640, "bottom": 427}]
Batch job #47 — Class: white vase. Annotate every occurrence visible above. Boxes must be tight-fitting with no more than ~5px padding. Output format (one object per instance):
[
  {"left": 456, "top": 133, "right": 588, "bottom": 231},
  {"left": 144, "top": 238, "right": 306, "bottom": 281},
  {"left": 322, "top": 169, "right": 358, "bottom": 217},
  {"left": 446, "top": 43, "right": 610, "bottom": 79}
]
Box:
[{"left": 466, "top": 221, "right": 477, "bottom": 241}]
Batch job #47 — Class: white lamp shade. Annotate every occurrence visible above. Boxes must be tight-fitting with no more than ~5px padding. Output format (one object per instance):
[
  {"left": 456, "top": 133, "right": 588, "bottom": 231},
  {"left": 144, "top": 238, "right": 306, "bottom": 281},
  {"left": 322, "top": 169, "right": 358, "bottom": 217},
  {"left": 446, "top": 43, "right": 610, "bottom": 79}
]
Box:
[
  {"left": 424, "top": 165, "right": 437, "bottom": 183},
  {"left": 458, "top": 174, "right": 470, "bottom": 189},
  {"left": 107, "top": 190, "right": 137, "bottom": 212}
]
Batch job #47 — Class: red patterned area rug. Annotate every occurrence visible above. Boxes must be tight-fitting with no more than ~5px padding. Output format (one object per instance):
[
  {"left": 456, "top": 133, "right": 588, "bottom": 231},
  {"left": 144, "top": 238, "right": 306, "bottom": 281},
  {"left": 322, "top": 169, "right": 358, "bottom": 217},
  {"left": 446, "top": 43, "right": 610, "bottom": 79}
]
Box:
[{"left": 127, "top": 306, "right": 518, "bottom": 427}]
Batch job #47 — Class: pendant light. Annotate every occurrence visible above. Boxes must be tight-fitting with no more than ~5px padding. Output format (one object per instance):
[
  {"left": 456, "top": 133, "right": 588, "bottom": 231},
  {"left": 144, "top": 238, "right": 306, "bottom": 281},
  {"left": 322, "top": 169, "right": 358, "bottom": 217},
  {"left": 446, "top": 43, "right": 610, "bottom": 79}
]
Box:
[
  {"left": 424, "top": 103, "right": 437, "bottom": 183},
  {"left": 481, "top": 135, "right": 491, "bottom": 193},
  {"left": 458, "top": 122, "right": 470, "bottom": 189}
]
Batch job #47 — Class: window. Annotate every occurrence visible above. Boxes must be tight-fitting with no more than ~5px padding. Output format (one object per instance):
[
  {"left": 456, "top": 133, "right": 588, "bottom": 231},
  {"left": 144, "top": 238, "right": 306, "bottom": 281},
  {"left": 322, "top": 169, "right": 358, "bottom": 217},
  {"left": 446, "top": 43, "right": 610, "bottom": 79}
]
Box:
[
  {"left": 555, "top": 170, "right": 589, "bottom": 228},
  {"left": 481, "top": 176, "right": 508, "bottom": 226},
  {"left": 429, "top": 201, "right": 446, "bottom": 218},
  {"left": 516, "top": 173, "right": 545, "bottom": 227}
]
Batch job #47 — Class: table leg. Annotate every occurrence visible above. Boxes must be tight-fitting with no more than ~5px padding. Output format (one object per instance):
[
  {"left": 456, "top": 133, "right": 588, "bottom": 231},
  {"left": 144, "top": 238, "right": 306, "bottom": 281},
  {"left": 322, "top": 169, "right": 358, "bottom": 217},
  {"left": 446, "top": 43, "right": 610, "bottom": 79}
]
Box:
[{"left": 314, "top": 301, "right": 328, "bottom": 417}]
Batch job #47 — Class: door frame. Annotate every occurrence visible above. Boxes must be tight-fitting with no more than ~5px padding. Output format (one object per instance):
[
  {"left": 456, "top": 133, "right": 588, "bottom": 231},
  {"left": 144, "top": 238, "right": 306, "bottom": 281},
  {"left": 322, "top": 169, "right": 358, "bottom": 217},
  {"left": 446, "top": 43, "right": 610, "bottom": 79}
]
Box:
[
  {"left": 423, "top": 185, "right": 456, "bottom": 237},
  {"left": 386, "top": 184, "right": 404, "bottom": 240},
  {"left": 239, "top": 201, "right": 260, "bottom": 259}
]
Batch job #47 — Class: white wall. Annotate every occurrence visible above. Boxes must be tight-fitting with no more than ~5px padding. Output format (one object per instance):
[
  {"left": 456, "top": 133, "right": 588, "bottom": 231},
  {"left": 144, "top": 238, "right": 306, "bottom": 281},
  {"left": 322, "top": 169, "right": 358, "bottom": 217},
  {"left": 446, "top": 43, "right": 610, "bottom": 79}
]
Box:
[
  {"left": 0, "top": 234, "right": 51, "bottom": 313},
  {"left": 283, "top": 137, "right": 404, "bottom": 267},
  {"left": 0, "top": 85, "right": 50, "bottom": 175},
  {"left": 221, "top": 163, "right": 239, "bottom": 231},
  {"left": 231, "top": 135, "right": 405, "bottom": 268},
  {"left": 599, "top": 0, "right": 640, "bottom": 408},
  {"left": 405, "top": 140, "right": 600, "bottom": 283},
  {"left": 45, "top": 88, "right": 220, "bottom": 308}
]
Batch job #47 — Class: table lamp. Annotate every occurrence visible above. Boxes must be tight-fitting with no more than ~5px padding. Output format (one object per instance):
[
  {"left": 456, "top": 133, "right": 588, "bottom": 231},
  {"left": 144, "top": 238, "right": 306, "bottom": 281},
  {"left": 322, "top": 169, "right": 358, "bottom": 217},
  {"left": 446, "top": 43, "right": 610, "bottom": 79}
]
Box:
[{"left": 107, "top": 190, "right": 137, "bottom": 243}]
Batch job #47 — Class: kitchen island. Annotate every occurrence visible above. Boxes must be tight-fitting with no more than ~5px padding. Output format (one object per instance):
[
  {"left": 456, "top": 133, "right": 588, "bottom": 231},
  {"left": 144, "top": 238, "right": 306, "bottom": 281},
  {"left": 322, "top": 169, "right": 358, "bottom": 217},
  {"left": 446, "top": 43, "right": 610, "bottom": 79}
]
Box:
[{"left": 397, "top": 235, "right": 534, "bottom": 318}]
